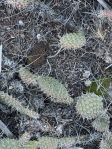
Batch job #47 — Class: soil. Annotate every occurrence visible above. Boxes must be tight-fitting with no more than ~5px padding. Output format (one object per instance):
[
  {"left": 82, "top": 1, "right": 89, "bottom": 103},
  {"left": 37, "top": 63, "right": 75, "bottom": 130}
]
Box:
[{"left": 0, "top": 0, "right": 112, "bottom": 149}]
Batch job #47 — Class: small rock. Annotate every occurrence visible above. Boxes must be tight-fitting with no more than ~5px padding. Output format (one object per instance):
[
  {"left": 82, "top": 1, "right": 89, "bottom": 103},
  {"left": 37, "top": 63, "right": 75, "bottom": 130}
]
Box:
[
  {"left": 83, "top": 70, "right": 91, "bottom": 78},
  {"left": 18, "top": 20, "right": 24, "bottom": 26},
  {"left": 36, "top": 34, "right": 41, "bottom": 40},
  {"left": 84, "top": 79, "right": 92, "bottom": 87},
  {"left": 55, "top": 124, "right": 63, "bottom": 135}
]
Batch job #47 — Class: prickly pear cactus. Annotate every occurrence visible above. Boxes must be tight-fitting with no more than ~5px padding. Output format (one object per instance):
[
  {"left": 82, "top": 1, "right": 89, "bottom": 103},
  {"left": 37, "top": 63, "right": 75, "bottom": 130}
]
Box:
[
  {"left": 0, "top": 139, "right": 38, "bottom": 149},
  {"left": 19, "top": 67, "right": 38, "bottom": 85},
  {"left": 19, "top": 67, "right": 73, "bottom": 104},
  {"left": 34, "top": 136, "right": 81, "bottom": 149},
  {"left": 59, "top": 31, "right": 86, "bottom": 49},
  {"left": 19, "top": 132, "right": 31, "bottom": 146},
  {"left": 100, "top": 131, "right": 112, "bottom": 149},
  {"left": 0, "top": 138, "right": 19, "bottom": 149},
  {"left": 36, "top": 75, "right": 73, "bottom": 104},
  {"left": 0, "top": 132, "right": 31, "bottom": 149},
  {"left": 0, "top": 135, "right": 85, "bottom": 149},
  {"left": 92, "top": 113, "right": 110, "bottom": 132},
  {"left": 25, "top": 141, "right": 39, "bottom": 149},
  {"left": 0, "top": 91, "right": 39, "bottom": 119},
  {"left": 76, "top": 93, "right": 104, "bottom": 119}
]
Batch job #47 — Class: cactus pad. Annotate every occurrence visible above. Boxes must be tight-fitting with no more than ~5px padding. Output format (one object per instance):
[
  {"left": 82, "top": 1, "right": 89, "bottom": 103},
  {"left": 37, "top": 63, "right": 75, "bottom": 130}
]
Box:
[
  {"left": 19, "top": 67, "right": 73, "bottom": 104},
  {"left": 76, "top": 93, "right": 104, "bottom": 119},
  {"left": 0, "top": 91, "right": 39, "bottom": 119},
  {"left": 19, "top": 67, "right": 38, "bottom": 85},
  {"left": 100, "top": 131, "right": 112, "bottom": 149},
  {"left": 59, "top": 32, "right": 86, "bottom": 49},
  {"left": 0, "top": 139, "right": 38, "bottom": 149},
  {"left": 92, "top": 113, "right": 110, "bottom": 132},
  {"left": 36, "top": 76, "right": 73, "bottom": 104},
  {"left": 6, "top": 0, "right": 30, "bottom": 9}
]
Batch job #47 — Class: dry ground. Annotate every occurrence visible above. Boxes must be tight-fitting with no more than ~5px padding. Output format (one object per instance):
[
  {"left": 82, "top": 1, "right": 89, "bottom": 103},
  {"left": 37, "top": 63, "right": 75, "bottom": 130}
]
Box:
[{"left": 0, "top": 0, "right": 112, "bottom": 149}]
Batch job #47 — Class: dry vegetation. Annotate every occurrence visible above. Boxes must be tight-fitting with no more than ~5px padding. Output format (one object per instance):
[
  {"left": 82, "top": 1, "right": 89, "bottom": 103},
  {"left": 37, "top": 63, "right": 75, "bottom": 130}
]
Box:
[{"left": 0, "top": 0, "right": 112, "bottom": 149}]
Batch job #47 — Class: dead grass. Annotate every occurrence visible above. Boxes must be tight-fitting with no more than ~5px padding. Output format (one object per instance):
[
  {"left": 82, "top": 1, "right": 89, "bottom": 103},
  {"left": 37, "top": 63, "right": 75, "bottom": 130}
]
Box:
[{"left": 0, "top": 0, "right": 112, "bottom": 149}]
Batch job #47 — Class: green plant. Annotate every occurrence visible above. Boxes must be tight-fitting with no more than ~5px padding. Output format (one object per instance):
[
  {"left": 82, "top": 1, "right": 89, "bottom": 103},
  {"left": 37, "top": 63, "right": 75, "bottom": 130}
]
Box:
[
  {"left": 86, "top": 77, "right": 112, "bottom": 96},
  {"left": 0, "top": 91, "right": 39, "bottom": 119},
  {"left": 92, "top": 113, "right": 110, "bottom": 132},
  {"left": 0, "top": 132, "right": 32, "bottom": 149},
  {"left": 59, "top": 31, "right": 86, "bottom": 49},
  {"left": 0, "top": 139, "right": 39, "bottom": 149},
  {"left": 19, "top": 67, "right": 73, "bottom": 104},
  {"left": 76, "top": 93, "right": 104, "bottom": 119},
  {"left": 19, "top": 67, "right": 38, "bottom": 85},
  {"left": 0, "top": 136, "right": 84, "bottom": 149},
  {"left": 0, "top": 138, "right": 19, "bottom": 149},
  {"left": 36, "top": 137, "right": 78, "bottom": 149},
  {"left": 36, "top": 75, "right": 73, "bottom": 104}
]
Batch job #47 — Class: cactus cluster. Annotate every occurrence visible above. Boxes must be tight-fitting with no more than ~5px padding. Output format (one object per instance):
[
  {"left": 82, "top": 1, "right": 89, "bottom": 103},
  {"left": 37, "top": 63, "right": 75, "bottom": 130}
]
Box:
[
  {"left": 18, "top": 67, "right": 112, "bottom": 149},
  {"left": 19, "top": 67, "right": 73, "bottom": 104},
  {"left": 76, "top": 93, "right": 104, "bottom": 119},
  {"left": 92, "top": 113, "right": 110, "bottom": 132},
  {"left": 0, "top": 91, "right": 39, "bottom": 119},
  {"left": 59, "top": 31, "right": 86, "bottom": 49}
]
